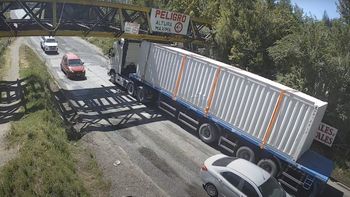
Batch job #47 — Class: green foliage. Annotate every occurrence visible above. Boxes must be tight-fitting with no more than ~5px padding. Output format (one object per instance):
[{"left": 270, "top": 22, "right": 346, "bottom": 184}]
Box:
[
  {"left": 0, "top": 38, "right": 11, "bottom": 79},
  {"left": 0, "top": 46, "right": 89, "bottom": 197},
  {"left": 84, "top": 37, "right": 115, "bottom": 55},
  {"left": 269, "top": 20, "right": 350, "bottom": 173},
  {"left": 1, "top": 111, "right": 88, "bottom": 197},
  {"left": 333, "top": 166, "right": 350, "bottom": 187},
  {"left": 337, "top": 0, "right": 350, "bottom": 24},
  {"left": 0, "top": 38, "right": 10, "bottom": 55},
  {"left": 0, "top": 38, "right": 7, "bottom": 80},
  {"left": 218, "top": 0, "right": 301, "bottom": 77},
  {"left": 166, "top": 0, "right": 301, "bottom": 78},
  {"left": 132, "top": 0, "right": 168, "bottom": 8},
  {"left": 19, "top": 46, "right": 53, "bottom": 112}
]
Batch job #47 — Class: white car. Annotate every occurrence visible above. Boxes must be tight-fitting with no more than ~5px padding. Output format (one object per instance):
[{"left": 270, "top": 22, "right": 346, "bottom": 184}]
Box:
[
  {"left": 40, "top": 36, "right": 58, "bottom": 53},
  {"left": 200, "top": 154, "right": 291, "bottom": 197}
]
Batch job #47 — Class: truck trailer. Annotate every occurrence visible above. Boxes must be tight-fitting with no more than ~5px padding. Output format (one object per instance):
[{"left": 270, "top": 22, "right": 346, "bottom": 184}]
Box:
[{"left": 107, "top": 39, "right": 334, "bottom": 196}]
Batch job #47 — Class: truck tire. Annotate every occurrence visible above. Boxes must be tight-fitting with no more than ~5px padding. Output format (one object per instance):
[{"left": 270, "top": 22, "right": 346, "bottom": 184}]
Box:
[
  {"left": 236, "top": 146, "right": 255, "bottom": 162},
  {"left": 136, "top": 86, "right": 145, "bottom": 102},
  {"left": 127, "top": 82, "right": 135, "bottom": 96},
  {"left": 257, "top": 159, "right": 278, "bottom": 177},
  {"left": 198, "top": 123, "right": 219, "bottom": 144}
]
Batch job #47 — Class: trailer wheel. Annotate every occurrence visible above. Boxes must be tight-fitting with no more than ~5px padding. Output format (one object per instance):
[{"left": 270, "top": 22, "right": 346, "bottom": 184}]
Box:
[
  {"left": 198, "top": 123, "right": 219, "bottom": 144},
  {"left": 136, "top": 86, "right": 145, "bottom": 102},
  {"left": 127, "top": 82, "right": 135, "bottom": 96},
  {"left": 236, "top": 146, "right": 255, "bottom": 162},
  {"left": 257, "top": 159, "right": 278, "bottom": 177}
]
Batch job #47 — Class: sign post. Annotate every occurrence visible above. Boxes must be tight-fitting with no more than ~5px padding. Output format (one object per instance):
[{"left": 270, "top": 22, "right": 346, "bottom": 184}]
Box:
[
  {"left": 150, "top": 8, "right": 190, "bottom": 35},
  {"left": 124, "top": 22, "right": 140, "bottom": 34}
]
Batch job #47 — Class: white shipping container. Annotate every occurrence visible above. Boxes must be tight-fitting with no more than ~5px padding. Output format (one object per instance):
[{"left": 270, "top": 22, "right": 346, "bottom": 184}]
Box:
[{"left": 137, "top": 42, "right": 327, "bottom": 161}]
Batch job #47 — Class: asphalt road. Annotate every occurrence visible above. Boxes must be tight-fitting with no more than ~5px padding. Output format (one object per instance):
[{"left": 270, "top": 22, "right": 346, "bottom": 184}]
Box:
[{"left": 27, "top": 36, "right": 220, "bottom": 197}]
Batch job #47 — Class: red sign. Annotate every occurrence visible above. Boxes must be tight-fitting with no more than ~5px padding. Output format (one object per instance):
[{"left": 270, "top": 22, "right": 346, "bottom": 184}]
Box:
[{"left": 150, "top": 8, "right": 190, "bottom": 35}]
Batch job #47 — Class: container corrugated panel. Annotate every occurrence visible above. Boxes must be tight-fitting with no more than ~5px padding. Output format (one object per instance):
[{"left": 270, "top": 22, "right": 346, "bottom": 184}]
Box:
[
  {"left": 138, "top": 42, "right": 327, "bottom": 161},
  {"left": 142, "top": 44, "right": 184, "bottom": 93}
]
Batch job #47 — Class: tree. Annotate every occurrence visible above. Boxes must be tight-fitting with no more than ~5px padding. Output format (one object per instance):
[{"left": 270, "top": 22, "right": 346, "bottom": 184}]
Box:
[
  {"left": 215, "top": 0, "right": 300, "bottom": 78},
  {"left": 337, "top": 0, "right": 350, "bottom": 24},
  {"left": 322, "top": 11, "right": 332, "bottom": 27},
  {"left": 268, "top": 20, "right": 350, "bottom": 151},
  {"left": 167, "top": 0, "right": 301, "bottom": 79}
]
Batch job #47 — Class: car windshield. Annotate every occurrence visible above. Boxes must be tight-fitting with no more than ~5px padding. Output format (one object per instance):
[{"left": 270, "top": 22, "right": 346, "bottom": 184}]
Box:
[
  {"left": 258, "top": 177, "right": 286, "bottom": 197},
  {"left": 46, "top": 39, "right": 56, "bottom": 43},
  {"left": 69, "top": 59, "right": 82, "bottom": 66}
]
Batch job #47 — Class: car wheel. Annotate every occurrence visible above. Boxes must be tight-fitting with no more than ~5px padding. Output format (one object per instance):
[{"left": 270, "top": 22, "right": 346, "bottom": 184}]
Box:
[
  {"left": 236, "top": 146, "right": 255, "bottom": 162},
  {"left": 257, "top": 159, "right": 278, "bottom": 177},
  {"left": 205, "top": 183, "right": 218, "bottom": 197},
  {"left": 198, "top": 123, "right": 219, "bottom": 144}
]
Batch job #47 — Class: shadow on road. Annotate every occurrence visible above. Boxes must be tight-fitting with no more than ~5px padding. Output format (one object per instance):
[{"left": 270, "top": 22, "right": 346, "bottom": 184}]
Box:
[{"left": 53, "top": 85, "right": 166, "bottom": 140}]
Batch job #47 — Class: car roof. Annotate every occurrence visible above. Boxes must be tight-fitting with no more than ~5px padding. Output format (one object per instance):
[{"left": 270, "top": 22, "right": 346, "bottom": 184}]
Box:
[
  {"left": 66, "top": 53, "right": 80, "bottom": 60},
  {"left": 227, "top": 158, "right": 270, "bottom": 186},
  {"left": 206, "top": 154, "right": 271, "bottom": 186}
]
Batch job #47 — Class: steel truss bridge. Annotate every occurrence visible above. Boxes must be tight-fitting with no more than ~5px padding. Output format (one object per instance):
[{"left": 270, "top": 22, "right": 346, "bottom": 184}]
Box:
[{"left": 0, "top": 0, "right": 212, "bottom": 44}]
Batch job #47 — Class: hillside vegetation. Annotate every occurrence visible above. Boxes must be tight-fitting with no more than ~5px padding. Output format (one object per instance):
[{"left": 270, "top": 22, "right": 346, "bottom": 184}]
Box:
[
  {"left": 0, "top": 38, "right": 11, "bottom": 79},
  {"left": 0, "top": 45, "right": 109, "bottom": 196}
]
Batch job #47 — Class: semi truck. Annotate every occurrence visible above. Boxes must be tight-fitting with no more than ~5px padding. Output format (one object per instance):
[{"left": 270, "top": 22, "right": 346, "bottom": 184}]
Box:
[{"left": 107, "top": 39, "right": 334, "bottom": 196}]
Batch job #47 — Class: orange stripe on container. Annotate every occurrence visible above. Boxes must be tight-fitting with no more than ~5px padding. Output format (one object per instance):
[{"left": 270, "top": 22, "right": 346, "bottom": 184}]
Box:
[
  {"left": 172, "top": 55, "right": 187, "bottom": 100},
  {"left": 205, "top": 66, "right": 222, "bottom": 116},
  {"left": 260, "top": 90, "right": 286, "bottom": 149}
]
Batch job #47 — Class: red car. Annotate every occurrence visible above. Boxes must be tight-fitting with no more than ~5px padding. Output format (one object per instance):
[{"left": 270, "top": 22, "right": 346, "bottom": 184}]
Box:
[{"left": 60, "top": 53, "right": 86, "bottom": 79}]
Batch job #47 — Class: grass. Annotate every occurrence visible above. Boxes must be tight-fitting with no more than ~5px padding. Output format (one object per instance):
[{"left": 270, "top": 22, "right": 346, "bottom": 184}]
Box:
[
  {"left": 0, "top": 45, "right": 109, "bottom": 196},
  {"left": 84, "top": 37, "right": 115, "bottom": 55},
  {"left": 331, "top": 149, "right": 350, "bottom": 187},
  {"left": 333, "top": 166, "right": 350, "bottom": 187},
  {"left": 0, "top": 38, "right": 11, "bottom": 80},
  {"left": 72, "top": 142, "right": 111, "bottom": 197}
]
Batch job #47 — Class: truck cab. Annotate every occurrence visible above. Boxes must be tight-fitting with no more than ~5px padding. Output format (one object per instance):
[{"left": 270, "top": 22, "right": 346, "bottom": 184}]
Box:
[{"left": 108, "top": 39, "right": 143, "bottom": 87}]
